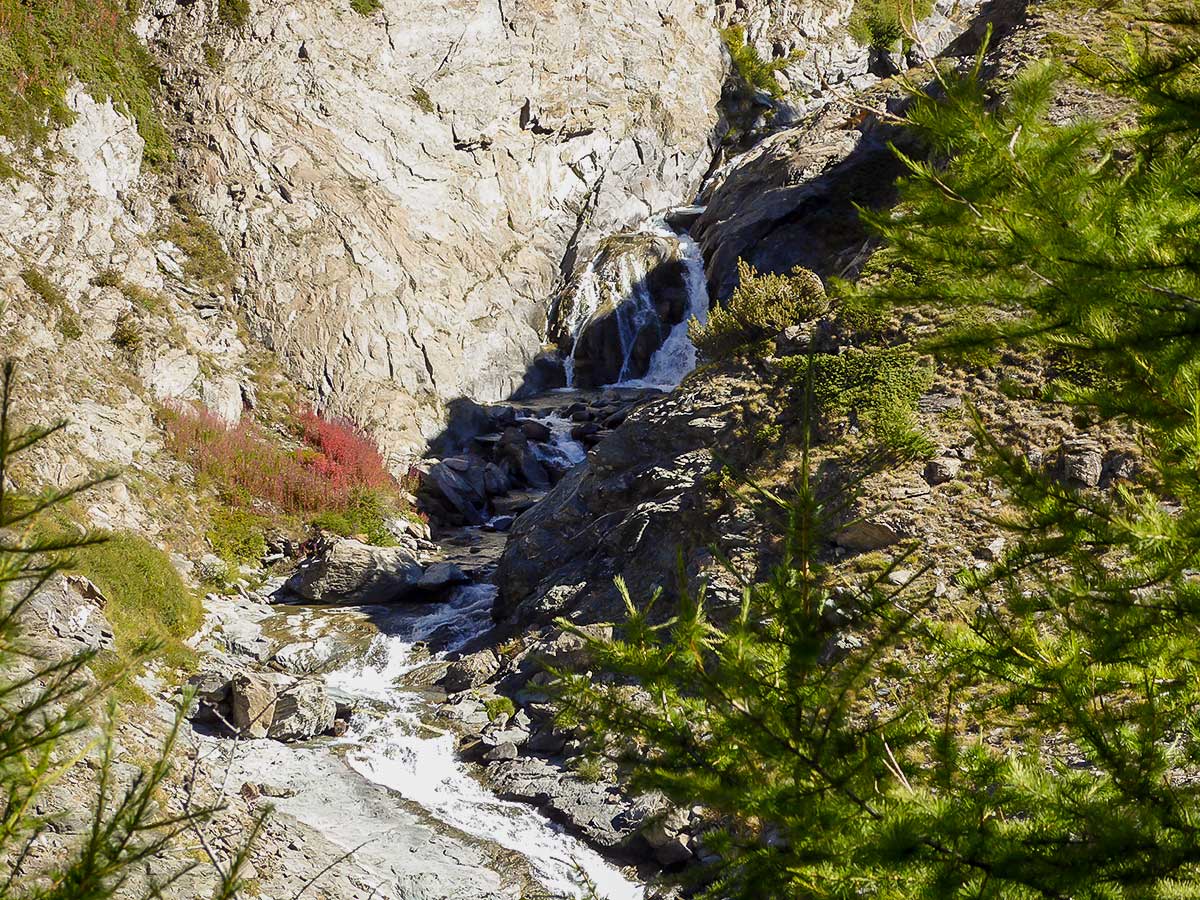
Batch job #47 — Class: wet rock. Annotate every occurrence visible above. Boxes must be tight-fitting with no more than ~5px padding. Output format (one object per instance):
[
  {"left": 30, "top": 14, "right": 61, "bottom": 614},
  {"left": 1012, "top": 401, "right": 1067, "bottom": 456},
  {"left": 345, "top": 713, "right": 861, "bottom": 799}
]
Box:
[
  {"left": 442, "top": 649, "right": 501, "bottom": 693},
  {"left": 416, "top": 562, "right": 470, "bottom": 594},
  {"left": 484, "top": 515, "right": 516, "bottom": 533},
  {"left": 229, "top": 673, "right": 278, "bottom": 739},
  {"left": 518, "top": 419, "right": 552, "bottom": 442},
  {"left": 268, "top": 681, "right": 337, "bottom": 742},
  {"left": 285, "top": 538, "right": 424, "bottom": 604},
  {"left": 483, "top": 741, "right": 519, "bottom": 762},
  {"left": 273, "top": 637, "right": 338, "bottom": 675}
]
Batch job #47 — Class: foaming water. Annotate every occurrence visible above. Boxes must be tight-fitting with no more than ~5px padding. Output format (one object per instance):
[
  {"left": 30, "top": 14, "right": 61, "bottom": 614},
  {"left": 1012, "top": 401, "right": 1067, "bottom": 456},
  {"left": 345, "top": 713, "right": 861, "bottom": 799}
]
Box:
[{"left": 325, "top": 585, "right": 643, "bottom": 900}]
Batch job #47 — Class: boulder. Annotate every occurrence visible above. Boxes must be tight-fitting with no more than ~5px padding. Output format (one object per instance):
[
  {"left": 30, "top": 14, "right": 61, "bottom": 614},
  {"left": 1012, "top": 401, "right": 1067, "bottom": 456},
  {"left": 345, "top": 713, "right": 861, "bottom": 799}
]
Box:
[
  {"left": 1059, "top": 438, "right": 1104, "bottom": 488},
  {"left": 443, "top": 649, "right": 502, "bottom": 692},
  {"left": 229, "top": 673, "right": 277, "bottom": 739},
  {"left": 924, "top": 456, "right": 962, "bottom": 485},
  {"left": 268, "top": 681, "right": 337, "bottom": 742},
  {"left": 517, "top": 419, "right": 552, "bottom": 442},
  {"left": 285, "top": 538, "right": 424, "bottom": 604},
  {"left": 834, "top": 518, "right": 904, "bottom": 552}
]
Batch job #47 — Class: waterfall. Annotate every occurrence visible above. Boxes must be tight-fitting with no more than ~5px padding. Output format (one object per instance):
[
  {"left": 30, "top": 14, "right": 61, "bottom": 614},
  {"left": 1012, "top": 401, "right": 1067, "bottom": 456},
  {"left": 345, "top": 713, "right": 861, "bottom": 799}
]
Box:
[
  {"left": 617, "top": 226, "right": 710, "bottom": 391},
  {"left": 562, "top": 218, "right": 710, "bottom": 391}
]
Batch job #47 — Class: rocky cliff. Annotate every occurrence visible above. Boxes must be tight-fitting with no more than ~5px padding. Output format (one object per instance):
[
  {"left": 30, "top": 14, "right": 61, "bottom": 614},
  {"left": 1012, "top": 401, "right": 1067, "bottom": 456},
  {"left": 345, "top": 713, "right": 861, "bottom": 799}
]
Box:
[{"left": 138, "top": 0, "right": 725, "bottom": 454}]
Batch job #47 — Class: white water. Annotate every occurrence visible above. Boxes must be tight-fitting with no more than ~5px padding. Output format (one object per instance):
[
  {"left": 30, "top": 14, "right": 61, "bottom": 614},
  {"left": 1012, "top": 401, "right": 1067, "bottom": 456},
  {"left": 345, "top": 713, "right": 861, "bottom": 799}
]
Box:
[
  {"left": 562, "top": 219, "right": 710, "bottom": 391},
  {"left": 325, "top": 585, "right": 643, "bottom": 900},
  {"left": 529, "top": 413, "right": 589, "bottom": 472}
]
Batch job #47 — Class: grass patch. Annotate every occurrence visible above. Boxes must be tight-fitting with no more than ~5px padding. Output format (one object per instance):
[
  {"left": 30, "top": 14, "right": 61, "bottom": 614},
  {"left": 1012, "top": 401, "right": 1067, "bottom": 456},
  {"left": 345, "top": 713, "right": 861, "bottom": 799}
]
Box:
[
  {"left": 0, "top": 0, "right": 170, "bottom": 166},
  {"left": 160, "top": 194, "right": 235, "bottom": 296},
  {"left": 111, "top": 311, "right": 142, "bottom": 353},
  {"left": 350, "top": 0, "right": 382, "bottom": 15},
  {"left": 20, "top": 268, "right": 81, "bottom": 339},
  {"left": 217, "top": 0, "right": 250, "bottom": 30}
]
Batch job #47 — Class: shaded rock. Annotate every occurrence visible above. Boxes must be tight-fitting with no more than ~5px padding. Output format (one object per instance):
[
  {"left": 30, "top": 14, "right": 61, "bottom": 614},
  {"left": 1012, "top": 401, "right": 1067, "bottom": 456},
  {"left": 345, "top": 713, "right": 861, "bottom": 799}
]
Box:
[
  {"left": 483, "top": 741, "right": 519, "bottom": 762},
  {"left": 1059, "top": 438, "right": 1104, "bottom": 488},
  {"left": 518, "top": 419, "right": 552, "bottom": 442},
  {"left": 285, "top": 538, "right": 423, "bottom": 604}
]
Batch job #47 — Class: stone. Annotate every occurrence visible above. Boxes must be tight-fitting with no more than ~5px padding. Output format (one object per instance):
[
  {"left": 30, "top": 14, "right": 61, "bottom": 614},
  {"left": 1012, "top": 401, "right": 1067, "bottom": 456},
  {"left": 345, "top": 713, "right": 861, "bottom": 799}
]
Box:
[
  {"left": 229, "top": 673, "right": 277, "bottom": 739},
  {"left": 924, "top": 456, "right": 962, "bottom": 485},
  {"left": 483, "top": 742, "right": 519, "bottom": 762},
  {"left": 268, "top": 681, "right": 337, "bottom": 742},
  {"left": 1059, "top": 438, "right": 1104, "bottom": 488},
  {"left": 442, "top": 649, "right": 501, "bottom": 693},
  {"left": 517, "top": 419, "right": 552, "bottom": 442},
  {"left": 416, "top": 562, "right": 470, "bottom": 593},
  {"left": 978, "top": 537, "right": 1006, "bottom": 562},
  {"left": 835, "top": 518, "right": 903, "bottom": 552},
  {"left": 285, "top": 538, "right": 424, "bottom": 604},
  {"left": 653, "top": 835, "right": 693, "bottom": 866}
]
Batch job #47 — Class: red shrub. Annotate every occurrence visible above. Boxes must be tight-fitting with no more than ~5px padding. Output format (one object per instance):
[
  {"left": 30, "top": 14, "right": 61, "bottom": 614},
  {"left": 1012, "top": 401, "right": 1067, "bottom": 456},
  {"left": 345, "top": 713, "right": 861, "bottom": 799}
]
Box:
[
  {"left": 297, "top": 407, "right": 395, "bottom": 494},
  {"left": 161, "top": 403, "right": 396, "bottom": 516}
]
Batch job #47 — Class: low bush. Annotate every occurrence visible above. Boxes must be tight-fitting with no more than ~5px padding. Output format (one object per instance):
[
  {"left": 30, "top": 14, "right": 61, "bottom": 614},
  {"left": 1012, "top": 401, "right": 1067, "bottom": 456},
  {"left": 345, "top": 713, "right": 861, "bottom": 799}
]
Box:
[
  {"left": 350, "top": 0, "right": 382, "bottom": 15},
  {"left": 217, "top": 0, "right": 250, "bottom": 30},
  {"left": 0, "top": 0, "right": 170, "bottom": 165},
  {"left": 206, "top": 506, "right": 269, "bottom": 567},
  {"left": 483, "top": 696, "right": 515, "bottom": 721},
  {"left": 110, "top": 311, "right": 142, "bottom": 352},
  {"left": 778, "top": 347, "right": 935, "bottom": 459},
  {"left": 691, "top": 259, "right": 828, "bottom": 359}
]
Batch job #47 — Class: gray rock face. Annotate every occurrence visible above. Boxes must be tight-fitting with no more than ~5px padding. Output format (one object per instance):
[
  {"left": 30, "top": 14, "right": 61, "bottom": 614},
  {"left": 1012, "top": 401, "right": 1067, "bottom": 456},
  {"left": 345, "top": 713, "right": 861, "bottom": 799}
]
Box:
[
  {"left": 18, "top": 574, "right": 115, "bottom": 653},
  {"left": 442, "top": 649, "right": 502, "bottom": 693},
  {"left": 144, "top": 0, "right": 725, "bottom": 455},
  {"left": 285, "top": 538, "right": 423, "bottom": 604}
]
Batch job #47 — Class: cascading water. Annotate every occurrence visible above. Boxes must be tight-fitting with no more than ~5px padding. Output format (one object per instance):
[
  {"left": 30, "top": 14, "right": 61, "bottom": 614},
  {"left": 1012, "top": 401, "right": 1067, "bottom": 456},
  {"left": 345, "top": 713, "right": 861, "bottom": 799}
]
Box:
[
  {"left": 325, "top": 585, "right": 643, "bottom": 900},
  {"left": 562, "top": 219, "right": 710, "bottom": 391}
]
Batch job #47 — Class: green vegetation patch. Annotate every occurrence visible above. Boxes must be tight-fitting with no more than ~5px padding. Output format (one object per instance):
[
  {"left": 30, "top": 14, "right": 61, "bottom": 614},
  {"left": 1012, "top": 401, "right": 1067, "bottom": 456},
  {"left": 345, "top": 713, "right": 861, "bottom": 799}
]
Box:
[
  {"left": 848, "top": 0, "right": 935, "bottom": 51},
  {"left": 720, "top": 25, "right": 790, "bottom": 99},
  {"left": 691, "top": 259, "right": 829, "bottom": 359},
  {"left": 0, "top": 0, "right": 170, "bottom": 166},
  {"left": 205, "top": 506, "right": 269, "bottom": 567},
  {"left": 777, "top": 347, "right": 935, "bottom": 459},
  {"left": 20, "top": 267, "right": 81, "bottom": 339},
  {"left": 350, "top": 0, "right": 383, "bottom": 15},
  {"left": 217, "top": 0, "right": 250, "bottom": 30},
  {"left": 160, "top": 195, "right": 235, "bottom": 295},
  {"left": 56, "top": 530, "right": 202, "bottom": 672},
  {"left": 308, "top": 488, "right": 398, "bottom": 546}
]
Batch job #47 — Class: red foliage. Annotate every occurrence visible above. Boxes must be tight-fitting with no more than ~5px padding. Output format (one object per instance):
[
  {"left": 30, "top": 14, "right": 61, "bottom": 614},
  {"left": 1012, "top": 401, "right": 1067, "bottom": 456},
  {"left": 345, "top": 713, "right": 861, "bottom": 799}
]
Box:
[
  {"left": 297, "top": 407, "right": 395, "bottom": 494},
  {"left": 161, "top": 403, "right": 396, "bottom": 515}
]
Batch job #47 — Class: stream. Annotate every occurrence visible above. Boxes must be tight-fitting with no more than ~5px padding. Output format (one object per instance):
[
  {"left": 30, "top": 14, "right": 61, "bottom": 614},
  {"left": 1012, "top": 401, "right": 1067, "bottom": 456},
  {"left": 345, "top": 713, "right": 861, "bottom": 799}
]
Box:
[{"left": 211, "top": 214, "right": 710, "bottom": 899}]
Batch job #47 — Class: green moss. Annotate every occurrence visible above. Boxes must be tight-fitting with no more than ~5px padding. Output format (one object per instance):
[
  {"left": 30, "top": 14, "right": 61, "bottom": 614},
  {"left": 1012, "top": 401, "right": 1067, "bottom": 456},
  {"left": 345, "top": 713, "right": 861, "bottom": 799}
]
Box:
[
  {"left": 350, "top": 0, "right": 382, "bottom": 15},
  {"left": 483, "top": 696, "right": 515, "bottom": 721},
  {"left": 720, "top": 25, "right": 789, "bottom": 99},
  {"left": 0, "top": 0, "right": 170, "bottom": 167},
  {"left": 202, "top": 43, "right": 221, "bottom": 69},
  {"left": 20, "top": 268, "right": 81, "bottom": 339},
  {"left": 411, "top": 86, "right": 434, "bottom": 114},
  {"left": 217, "top": 0, "right": 250, "bottom": 30},
  {"left": 160, "top": 195, "right": 235, "bottom": 295},
  {"left": 205, "top": 507, "right": 269, "bottom": 567}
]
